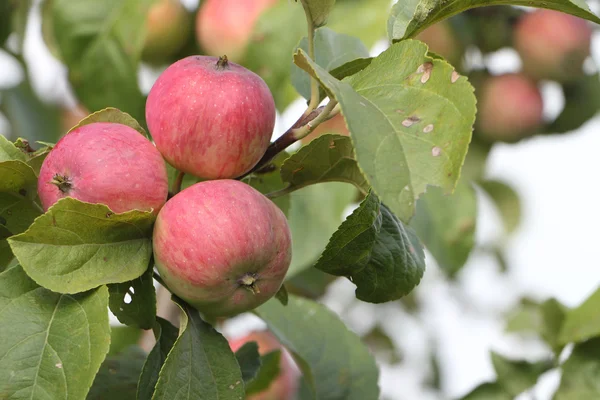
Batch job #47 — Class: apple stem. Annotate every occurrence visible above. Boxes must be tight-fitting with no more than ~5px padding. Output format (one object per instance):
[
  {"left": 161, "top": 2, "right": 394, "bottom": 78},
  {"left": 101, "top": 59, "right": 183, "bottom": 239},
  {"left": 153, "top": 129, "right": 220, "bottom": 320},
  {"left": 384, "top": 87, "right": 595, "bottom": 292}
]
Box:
[
  {"left": 49, "top": 174, "right": 72, "bottom": 193},
  {"left": 216, "top": 55, "right": 229, "bottom": 70}
]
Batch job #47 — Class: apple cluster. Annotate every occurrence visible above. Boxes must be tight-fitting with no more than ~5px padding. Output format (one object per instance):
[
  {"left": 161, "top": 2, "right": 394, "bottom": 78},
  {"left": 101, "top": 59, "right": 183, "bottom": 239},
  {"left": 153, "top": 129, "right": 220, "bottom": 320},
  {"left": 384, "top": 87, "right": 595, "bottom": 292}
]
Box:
[
  {"left": 38, "top": 55, "right": 292, "bottom": 318},
  {"left": 418, "top": 9, "right": 593, "bottom": 143}
]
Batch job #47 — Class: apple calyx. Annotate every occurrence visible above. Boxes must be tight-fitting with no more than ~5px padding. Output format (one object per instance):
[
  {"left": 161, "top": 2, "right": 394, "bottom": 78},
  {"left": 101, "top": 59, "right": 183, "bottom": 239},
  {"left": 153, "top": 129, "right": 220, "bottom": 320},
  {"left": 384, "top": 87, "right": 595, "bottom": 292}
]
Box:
[
  {"left": 238, "top": 272, "right": 261, "bottom": 294},
  {"left": 50, "top": 174, "right": 72, "bottom": 194},
  {"left": 216, "top": 55, "right": 230, "bottom": 70}
]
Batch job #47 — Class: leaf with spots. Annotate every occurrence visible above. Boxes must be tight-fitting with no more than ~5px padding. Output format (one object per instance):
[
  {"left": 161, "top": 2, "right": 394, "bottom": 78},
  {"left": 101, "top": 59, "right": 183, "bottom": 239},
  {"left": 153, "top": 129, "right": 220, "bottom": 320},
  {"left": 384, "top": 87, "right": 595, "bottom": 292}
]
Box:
[
  {"left": 294, "top": 39, "right": 476, "bottom": 222},
  {"left": 280, "top": 134, "right": 369, "bottom": 195},
  {"left": 255, "top": 295, "right": 380, "bottom": 400},
  {"left": 292, "top": 28, "right": 369, "bottom": 100},
  {"left": 410, "top": 182, "right": 477, "bottom": 277},
  {"left": 0, "top": 160, "right": 43, "bottom": 236},
  {"left": 152, "top": 297, "right": 245, "bottom": 400},
  {"left": 108, "top": 263, "right": 156, "bottom": 330},
  {"left": 8, "top": 197, "right": 155, "bottom": 294},
  {"left": 0, "top": 265, "right": 110, "bottom": 400},
  {"left": 387, "top": 0, "right": 600, "bottom": 42},
  {"left": 314, "top": 191, "right": 425, "bottom": 303}
]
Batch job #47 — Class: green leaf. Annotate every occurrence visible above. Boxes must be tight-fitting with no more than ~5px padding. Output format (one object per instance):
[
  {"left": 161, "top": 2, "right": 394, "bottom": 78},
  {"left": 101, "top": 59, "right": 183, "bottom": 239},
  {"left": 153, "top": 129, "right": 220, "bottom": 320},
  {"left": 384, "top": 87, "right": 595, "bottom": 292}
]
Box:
[
  {"left": 302, "top": 0, "right": 336, "bottom": 27},
  {"left": 292, "top": 28, "right": 369, "bottom": 100},
  {"left": 1, "top": 80, "right": 62, "bottom": 143},
  {"left": 244, "top": 152, "right": 291, "bottom": 216},
  {"left": 314, "top": 191, "right": 426, "bottom": 303},
  {"left": 275, "top": 284, "right": 289, "bottom": 306},
  {"left": 294, "top": 40, "right": 476, "bottom": 222},
  {"left": 491, "top": 352, "right": 552, "bottom": 396},
  {"left": 51, "top": 0, "right": 153, "bottom": 123},
  {"left": 88, "top": 346, "right": 147, "bottom": 400},
  {"left": 387, "top": 0, "right": 600, "bottom": 42},
  {"left": 108, "top": 263, "right": 156, "bottom": 330},
  {"left": 546, "top": 73, "right": 600, "bottom": 134},
  {"left": 109, "top": 325, "right": 143, "bottom": 356},
  {"left": 559, "top": 286, "right": 600, "bottom": 345},
  {"left": 152, "top": 298, "right": 245, "bottom": 399},
  {"left": 0, "top": 225, "right": 13, "bottom": 272},
  {"left": 328, "top": 0, "right": 391, "bottom": 48},
  {"left": 234, "top": 342, "right": 262, "bottom": 385},
  {"left": 255, "top": 295, "right": 380, "bottom": 400},
  {"left": 246, "top": 350, "right": 282, "bottom": 396},
  {"left": 479, "top": 179, "right": 521, "bottom": 234},
  {"left": 8, "top": 198, "right": 154, "bottom": 294},
  {"left": 69, "top": 107, "right": 146, "bottom": 136},
  {"left": 506, "top": 298, "right": 567, "bottom": 352},
  {"left": 25, "top": 142, "right": 54, "bottom": 176},
  {"left": 281, "top": 134, "right": 369, "bottom": 195},
  {"left": 137, "top": 317, "right": 178, "bottom": 400},
  {"left": 555, "top": 338, "right": 600, "bottom": 399},
  {"left": 285, "top": 267, "right": 338, "bottom": 299},
  {"left": 0, "top": 265, "right": 110, "bottom": 399},
  {"left": 0, "top": 160, "right": 42, "bottom": 235},
  {"left": 0, "top": 0, "right": 14, "bottom": 45},
  {"left": 411, "top": 183, "right": 476, "bottom": 277},
  {"left": 287, "top": 182, "right": 357, "bottom": 277},
  {"left": 460, "top": 382, "right": 511, "bottom": 400},
  {"left": 0, "top": 134, "right": 27, "bottom": 162}
]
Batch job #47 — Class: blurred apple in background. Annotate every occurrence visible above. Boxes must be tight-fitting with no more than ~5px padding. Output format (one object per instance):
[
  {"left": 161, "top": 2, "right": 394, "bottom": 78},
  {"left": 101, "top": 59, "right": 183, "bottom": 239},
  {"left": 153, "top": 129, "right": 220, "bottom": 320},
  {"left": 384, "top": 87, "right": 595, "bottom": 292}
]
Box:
[{"left": 142, "top": 0, "right": 193, "bottom": 65}]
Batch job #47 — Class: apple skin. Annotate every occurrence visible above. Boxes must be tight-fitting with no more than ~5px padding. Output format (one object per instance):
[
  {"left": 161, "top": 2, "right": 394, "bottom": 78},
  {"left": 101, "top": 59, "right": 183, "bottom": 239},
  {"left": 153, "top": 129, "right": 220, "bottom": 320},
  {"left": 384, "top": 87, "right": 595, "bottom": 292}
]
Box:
[
  {"left": 476, "top": 73, "right": 544, "bottom": 142},
  {"left": 142, "top": 0, "right": 192, "bottom": 65},
  {"left": 196, "top": 0, "right": 278, "bottom": 63},
  {"left": 145, "top": 55, "right": 276, "bottom": 179},
  {"left": 229, "top": 331, "right": 299, "bottom": 400},
  {"left": 514, "top": 10, "right": 592, "bottom": 82},
  {"left": 38, "top": 122, "right": 169, "bottom": 214},
  {"left": 153, "top": 180, "right": 292, "bottom": 317}
]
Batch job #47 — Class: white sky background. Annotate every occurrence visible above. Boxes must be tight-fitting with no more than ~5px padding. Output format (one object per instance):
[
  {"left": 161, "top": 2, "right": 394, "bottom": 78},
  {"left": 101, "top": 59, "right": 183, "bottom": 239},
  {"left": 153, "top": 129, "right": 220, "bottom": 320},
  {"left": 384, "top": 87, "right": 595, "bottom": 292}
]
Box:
[{"left": 2, "top": 1, "right": 600, "bottom": 399}]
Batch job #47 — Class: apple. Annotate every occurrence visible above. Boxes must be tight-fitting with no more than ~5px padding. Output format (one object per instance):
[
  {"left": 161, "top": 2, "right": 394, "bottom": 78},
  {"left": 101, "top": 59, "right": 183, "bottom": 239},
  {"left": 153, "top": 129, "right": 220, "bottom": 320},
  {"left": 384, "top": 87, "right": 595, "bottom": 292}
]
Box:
[
  {"left": 153, "top": 179, "right": 292, "bottom": 317},
  {"left": 229, "top": 331, "right": 299, "bottom": 400},
  {"left": 38, "top": 122, "right": 168, "bottom": 213},
  {"left": 142, "top": 0, "right": 192, "bottom": 65},
  {"left": 301, "top": 114, "right": 349, "bottom": 144},
  {"left": 415, "top": 21, "right": 464, "bottom": 68},
  {"left": 145, "top": 55, "right": 276, "bottom": 179},
  {"left": 196, "top": 0, "right": 278, "bottom": 63},
  {"left": 475, "top": 73, "right": 544, "bottom": 142},
  {"left": 514, "top": 10, "right": 592, "bottom": 82}
]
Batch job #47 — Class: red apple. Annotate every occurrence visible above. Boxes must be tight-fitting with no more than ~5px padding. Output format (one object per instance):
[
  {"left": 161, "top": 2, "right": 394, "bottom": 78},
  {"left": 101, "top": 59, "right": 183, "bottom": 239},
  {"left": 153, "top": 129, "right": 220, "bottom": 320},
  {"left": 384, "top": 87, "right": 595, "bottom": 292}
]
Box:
[
  {"left": 38, "top": 122, "right": 168, "bottom": 213},
  {"left": 229, "top": 331, "right": 299, "bottom": 400},
  {"left": 196, "top": 0, "right": 278, "bottom": 63},
  {"left": 415, "top": 21, "right": 464, "bottom": 68},
  {"left": 153, "top": 180, "right": 292, "bottom": 317},
  {"left": 142, "top": 0, "right": 192, "bottom": 65},
  {"left": 145, "top": 55, "right": 275, "bottom": 179},
  {"left": 476, "top": 73, "right": 544, "bottom": 142},
  {"left": 514, "top": 10, "right": 592, "bottom": 82}
]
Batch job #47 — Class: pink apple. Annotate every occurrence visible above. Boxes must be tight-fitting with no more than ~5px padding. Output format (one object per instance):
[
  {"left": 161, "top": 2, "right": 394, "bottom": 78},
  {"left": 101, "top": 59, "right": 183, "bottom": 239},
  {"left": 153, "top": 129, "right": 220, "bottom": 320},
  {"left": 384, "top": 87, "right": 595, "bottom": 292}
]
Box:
[
  {"left": 476, "top": 73, "right": 544, "bottom": 142},
  {"left": 514, "top": 10, "right": 592, "bottom": 82},
  {"left": 38, "top": 122, "right": 168, "bottom": 213},
  {"left": 142, "top": 0, "right": 192, "bottom": 65},
  {"left": 153, "top": 179, "right": 291, "bottom": 317},
  {"left": 230, "top": 331, "right": 299, "bottom": 400},
  {"left": 145, "top": 55, "right": 276, "bottom": 179},
  {"left": 196, "top": 0, "right": 278, "bottom": 63}
]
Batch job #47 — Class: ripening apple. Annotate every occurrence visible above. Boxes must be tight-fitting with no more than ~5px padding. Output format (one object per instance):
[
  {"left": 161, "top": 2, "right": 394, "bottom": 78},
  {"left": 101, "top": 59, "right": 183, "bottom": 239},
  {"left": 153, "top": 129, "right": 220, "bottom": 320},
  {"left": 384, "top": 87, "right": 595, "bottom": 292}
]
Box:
[
  {"left": 153, "top": 180, "right": 292, "bottom": 317},
  {"left": 145, "top": 55, "right": 276, "bottom": 179},
  {"left": 514, "top": 9, "right": 592, "bottom": 82},
  {"left": 475, "top": 73, "right": 544, "bottom": 142},
  {"left": 196, "top": 0, "right": 278, "bottom": 62},
  {"left": 38, "top": 122, "right": 169, "bottom": 213},
  {"left": 415, "top": 21, "right": 464, "bottom": 68},
  {"left": 229, "top": 331, "right": 299, "bottom": 400},
  {"left": 142, "top": 0, "right": 192, "bottom": 65}
]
